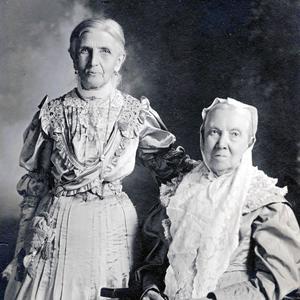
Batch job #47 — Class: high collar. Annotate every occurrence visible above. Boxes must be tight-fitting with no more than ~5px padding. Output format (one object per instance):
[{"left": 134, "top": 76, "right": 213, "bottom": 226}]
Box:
[{"left": 76, "top": 79, "right": 115, "bottom": 101}]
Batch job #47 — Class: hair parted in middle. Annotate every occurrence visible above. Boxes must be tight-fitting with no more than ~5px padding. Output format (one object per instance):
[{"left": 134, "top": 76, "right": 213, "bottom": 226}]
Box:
[{"left": 68, "top": 18, "right": 126, "bottom": 63}]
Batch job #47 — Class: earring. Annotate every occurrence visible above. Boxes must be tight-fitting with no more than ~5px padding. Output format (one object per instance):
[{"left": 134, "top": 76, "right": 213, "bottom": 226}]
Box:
[{"left": 74, "top": 69, "right": 78, "bottom": 75}]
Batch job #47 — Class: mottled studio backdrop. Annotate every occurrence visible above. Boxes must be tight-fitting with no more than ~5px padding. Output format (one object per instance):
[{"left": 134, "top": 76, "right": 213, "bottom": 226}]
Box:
[{"left": 0, "top": 0, "right": 300, "bottom": 295}]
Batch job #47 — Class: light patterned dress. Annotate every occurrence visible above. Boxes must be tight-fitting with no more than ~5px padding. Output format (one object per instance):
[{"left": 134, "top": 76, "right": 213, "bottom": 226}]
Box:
[{"left": 4, "top": 88, "right": 182, "bottom": 300}]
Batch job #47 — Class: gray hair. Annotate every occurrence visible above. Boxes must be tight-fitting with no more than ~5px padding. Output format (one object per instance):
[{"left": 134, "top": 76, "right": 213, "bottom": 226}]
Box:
[{"left": 69, "top": 18, "right": 126, "bottom": 63}]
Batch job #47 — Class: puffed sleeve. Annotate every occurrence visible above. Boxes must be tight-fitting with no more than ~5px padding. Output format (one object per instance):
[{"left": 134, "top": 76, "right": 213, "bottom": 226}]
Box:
[
  {"left": 137, "top": 99, "right": 197, "bottom": 183},
  {"left": 17, "top": 107, "right": 52, "bottom": 235},
  {"left": 208, "top": 202, "right": 300, "bottom": 300},
  {"left": 3, "top": 99, "right": 53, "bottom": 281}
]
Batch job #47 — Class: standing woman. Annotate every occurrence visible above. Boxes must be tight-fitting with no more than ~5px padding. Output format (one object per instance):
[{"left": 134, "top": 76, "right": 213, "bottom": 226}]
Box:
[{"left": 3, "top": 18, "right": 193, "bottom": 300}]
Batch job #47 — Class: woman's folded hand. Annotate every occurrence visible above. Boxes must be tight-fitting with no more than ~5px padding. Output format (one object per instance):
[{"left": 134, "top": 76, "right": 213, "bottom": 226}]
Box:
[{"left": 142, "top": 289, "right": 165, "bottom": 300}]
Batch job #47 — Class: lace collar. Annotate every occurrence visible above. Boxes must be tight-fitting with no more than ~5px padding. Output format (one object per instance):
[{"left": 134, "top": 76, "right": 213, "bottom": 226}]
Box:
[{"left": 76, "top": 80, "right": 114, "bottom": 101}]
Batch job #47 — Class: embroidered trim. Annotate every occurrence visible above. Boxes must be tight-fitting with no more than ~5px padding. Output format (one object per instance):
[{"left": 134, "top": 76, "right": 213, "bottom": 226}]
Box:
[
  {"left": 243, "top": 169, "right": 287, "bottom": 213},
  {"left": 40, "top": 91, "right": 89, "bottom": 172},
  {"left": 162, "top": 218, "right": 172, "bottom": 242},
  {"left": 105, "top": 95, "right": 149, "bottom": 172},
  {"left": 40, "top": 98, "right": 64, "bottom": 135},
  {"left": 117, "top": 94, "right": 149, "bottom": 139},
  {"left": 40, "top": 90, "right": 89, "bottom": 135},
  {"left": 160, "top": 162, "right": 206, "bottom": 207}
]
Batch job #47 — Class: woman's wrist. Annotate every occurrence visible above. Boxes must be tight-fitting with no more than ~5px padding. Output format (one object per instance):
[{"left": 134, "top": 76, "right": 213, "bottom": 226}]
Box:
[{"left": 140, "top": 285, "right": 161, "bottom": 299}]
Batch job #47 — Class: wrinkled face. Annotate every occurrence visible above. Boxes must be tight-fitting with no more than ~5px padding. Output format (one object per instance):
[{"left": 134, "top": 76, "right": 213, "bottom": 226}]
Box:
[
  {"left": 203, "top": 106, "right": 252, "bottom": 176},
  {"left": 75, "top": 29, "right": 125, "bottom": 90}
]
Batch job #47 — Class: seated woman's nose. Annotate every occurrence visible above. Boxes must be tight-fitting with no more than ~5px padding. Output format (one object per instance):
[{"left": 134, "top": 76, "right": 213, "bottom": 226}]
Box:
[{"left": 216, "top": 133, "right": 228, "bottom": 148}]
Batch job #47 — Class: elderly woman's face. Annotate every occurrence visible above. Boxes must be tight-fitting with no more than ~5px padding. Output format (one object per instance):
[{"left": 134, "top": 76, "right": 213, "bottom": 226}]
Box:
[
  {"left": 75, "top": 29, "right": 124, "bottom": 90},
  {"left": 203, "top": 106, "right": 251, "bottom": 175}
]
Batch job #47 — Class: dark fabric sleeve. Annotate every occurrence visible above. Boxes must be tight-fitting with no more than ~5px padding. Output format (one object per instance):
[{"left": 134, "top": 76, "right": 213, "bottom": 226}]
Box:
[
  {"left": 130, "top": 203, "right": 170, "bottom": 298},
  {"left": 137, "top": 106, "right": 197, "bottom": 183},
  {"left": 208, "top": 203, "right": 300, "bottom": 300}
]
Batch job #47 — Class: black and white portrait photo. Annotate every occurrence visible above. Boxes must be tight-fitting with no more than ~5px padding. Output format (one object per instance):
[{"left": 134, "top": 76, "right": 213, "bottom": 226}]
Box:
[{"left": 0, "top": 1, "right": 299, "bottom": 299}]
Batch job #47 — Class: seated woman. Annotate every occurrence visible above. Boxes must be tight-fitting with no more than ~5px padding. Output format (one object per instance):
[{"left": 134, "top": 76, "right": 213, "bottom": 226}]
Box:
[{"left": 142, "top": 97, "right": 300, "bottom": 300}]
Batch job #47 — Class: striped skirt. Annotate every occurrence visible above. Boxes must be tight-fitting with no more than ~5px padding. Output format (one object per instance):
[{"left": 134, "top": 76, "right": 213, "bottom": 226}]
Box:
[{"left": 5, "top": 189, "right": 139, "bottom": 300}]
